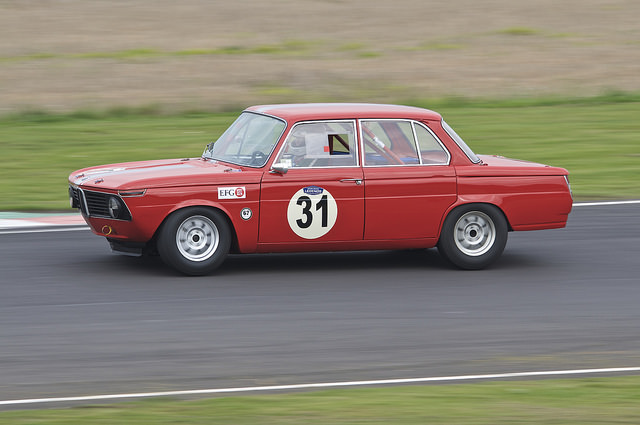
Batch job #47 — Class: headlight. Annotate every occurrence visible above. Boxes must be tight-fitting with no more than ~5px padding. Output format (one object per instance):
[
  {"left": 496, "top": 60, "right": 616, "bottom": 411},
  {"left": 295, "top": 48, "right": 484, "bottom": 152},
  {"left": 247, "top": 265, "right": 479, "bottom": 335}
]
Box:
[
  {"left": 108, "top": 196, "right": 123, "bottom": 219},
  {"left": 69, "top": 186, "right": 76, "bottom": 208}
]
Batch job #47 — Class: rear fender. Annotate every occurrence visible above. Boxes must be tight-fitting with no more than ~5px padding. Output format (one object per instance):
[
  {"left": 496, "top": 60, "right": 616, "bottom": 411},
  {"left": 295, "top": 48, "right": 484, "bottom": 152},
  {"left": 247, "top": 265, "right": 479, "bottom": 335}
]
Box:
[{"left": 439, "top": 200, "right": 512, "bottom": 240}]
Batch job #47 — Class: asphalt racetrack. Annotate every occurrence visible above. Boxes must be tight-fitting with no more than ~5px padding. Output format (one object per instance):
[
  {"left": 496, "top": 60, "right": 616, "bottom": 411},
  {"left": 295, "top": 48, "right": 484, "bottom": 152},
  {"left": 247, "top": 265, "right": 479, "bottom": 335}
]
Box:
[{"left": 1, "top": 203, "right": 639, "bottom": 405}]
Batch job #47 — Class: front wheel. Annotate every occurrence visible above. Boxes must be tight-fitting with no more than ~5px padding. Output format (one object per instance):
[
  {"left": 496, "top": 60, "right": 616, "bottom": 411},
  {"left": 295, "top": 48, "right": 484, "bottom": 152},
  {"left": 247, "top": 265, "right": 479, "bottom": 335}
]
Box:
[
  {"left": 157, "top": 208, "right": 231, "bottom": 275},
  {"left": 437, "top": 204, "right": 508, "bottom": 270}
]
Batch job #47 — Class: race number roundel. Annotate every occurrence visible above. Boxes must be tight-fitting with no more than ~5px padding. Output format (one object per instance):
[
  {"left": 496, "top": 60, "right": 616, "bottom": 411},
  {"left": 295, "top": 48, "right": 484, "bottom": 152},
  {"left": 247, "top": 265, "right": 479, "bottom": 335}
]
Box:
[{"left": 287, "top": 186, "right": 338, "bottom": 239}]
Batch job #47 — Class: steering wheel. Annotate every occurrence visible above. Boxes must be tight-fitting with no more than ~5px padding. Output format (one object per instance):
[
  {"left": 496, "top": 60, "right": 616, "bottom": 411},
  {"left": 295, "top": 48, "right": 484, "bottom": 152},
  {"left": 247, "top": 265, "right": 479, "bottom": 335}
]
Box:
[{"left": 250, "top": 150, "right": 266, "bottom": 166}]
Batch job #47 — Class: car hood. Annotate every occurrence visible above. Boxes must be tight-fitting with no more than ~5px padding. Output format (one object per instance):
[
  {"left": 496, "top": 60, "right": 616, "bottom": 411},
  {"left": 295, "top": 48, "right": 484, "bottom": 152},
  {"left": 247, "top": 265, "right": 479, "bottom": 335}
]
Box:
[
  {"left": 69, "top": 158, "right": 263, "bottom": 191},
  {"left": 456, "top": 155, "right": 569, "bottom": 177}
]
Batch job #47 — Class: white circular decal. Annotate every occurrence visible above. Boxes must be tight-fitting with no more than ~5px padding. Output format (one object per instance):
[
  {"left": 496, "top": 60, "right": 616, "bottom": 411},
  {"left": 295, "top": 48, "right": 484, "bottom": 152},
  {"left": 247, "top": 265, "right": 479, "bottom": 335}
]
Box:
[
  {"left": 287, "top": 186, "right": 338, "bottom": 239},
  {"left": 240, "top": 207, "right": 252, "bottom": 220}
]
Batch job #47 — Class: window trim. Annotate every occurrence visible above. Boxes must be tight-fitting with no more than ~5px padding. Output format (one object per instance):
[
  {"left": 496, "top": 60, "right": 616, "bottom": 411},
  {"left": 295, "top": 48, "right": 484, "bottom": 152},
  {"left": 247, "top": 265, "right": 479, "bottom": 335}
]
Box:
[
  {"left": 412, "top": 121, "right": 452, "bottom": 166},
  {"left": 205, "top": 111, "right": 287, "bottom": 168},
  {"left": 272, "top": 119, "right": 360, "bottom": 169},
  {"left": 441, "top": 119, "right": 481, "bottom": 164},
  {"left": 359, "top": 119, "right": 451, "bottom": 167}
]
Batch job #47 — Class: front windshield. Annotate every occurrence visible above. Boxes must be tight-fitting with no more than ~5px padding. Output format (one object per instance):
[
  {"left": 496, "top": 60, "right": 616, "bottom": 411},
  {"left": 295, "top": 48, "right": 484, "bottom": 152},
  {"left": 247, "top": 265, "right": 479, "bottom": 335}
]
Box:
[
  {"left": 203, "top": 112, "right": 286, "bottom": 167},
  {"left": 442, "top": 120, "right": 481, "bottom": 164}
]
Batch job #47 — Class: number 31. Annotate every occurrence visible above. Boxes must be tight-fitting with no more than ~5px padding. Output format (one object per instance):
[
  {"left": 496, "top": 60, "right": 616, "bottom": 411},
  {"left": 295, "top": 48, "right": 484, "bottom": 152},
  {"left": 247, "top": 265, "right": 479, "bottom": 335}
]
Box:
[{"left": 296, "top": 194, "right": 328, "bottom": 229}]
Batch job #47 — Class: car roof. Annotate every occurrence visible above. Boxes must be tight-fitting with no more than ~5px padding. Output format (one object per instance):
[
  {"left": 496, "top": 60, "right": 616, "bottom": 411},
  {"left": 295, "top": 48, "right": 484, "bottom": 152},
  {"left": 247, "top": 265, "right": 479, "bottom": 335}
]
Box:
[{"left": 245, "top": 103, "right": 442, "bottom": 122}]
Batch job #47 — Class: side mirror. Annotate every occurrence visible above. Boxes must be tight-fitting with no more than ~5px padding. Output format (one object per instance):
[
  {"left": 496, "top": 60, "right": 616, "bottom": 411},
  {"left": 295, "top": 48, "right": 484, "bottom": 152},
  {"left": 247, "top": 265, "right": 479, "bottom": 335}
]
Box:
[{"left": 270, "top": 163, "right": 289, "bottom": 175}]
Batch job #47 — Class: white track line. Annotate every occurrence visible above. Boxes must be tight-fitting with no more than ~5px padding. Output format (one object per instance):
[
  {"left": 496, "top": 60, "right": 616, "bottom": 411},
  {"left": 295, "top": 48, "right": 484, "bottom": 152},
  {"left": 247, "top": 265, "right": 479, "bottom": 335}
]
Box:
[
  {"left": 573, "top": 200, "right": 640, "bottom": 207},
  {"left": 2, "top": 367, "right": 640, "bottom": 406},
  {"left": 0, "top": 226, "right": 88, "bottom": 235}
]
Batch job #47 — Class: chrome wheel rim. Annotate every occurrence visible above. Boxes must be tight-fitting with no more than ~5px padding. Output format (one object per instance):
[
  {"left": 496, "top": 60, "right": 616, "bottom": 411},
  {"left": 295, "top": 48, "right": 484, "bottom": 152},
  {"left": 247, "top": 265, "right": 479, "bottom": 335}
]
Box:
[
  {"left": 454, "top": 211, "right": 496, "bottom": 257},
  {"left": 176, "top": 215, "right": 219, "bottom": 262}
]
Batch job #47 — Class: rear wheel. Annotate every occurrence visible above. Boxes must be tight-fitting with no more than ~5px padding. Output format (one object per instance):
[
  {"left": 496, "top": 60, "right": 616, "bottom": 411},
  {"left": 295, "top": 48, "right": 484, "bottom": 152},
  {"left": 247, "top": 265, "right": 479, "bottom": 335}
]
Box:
[
  {"left": 157, "top": 207, "right": 231, "bottom": 275},
  {"left": 437, "top": 204, "right": 508, "bottom": 270}
]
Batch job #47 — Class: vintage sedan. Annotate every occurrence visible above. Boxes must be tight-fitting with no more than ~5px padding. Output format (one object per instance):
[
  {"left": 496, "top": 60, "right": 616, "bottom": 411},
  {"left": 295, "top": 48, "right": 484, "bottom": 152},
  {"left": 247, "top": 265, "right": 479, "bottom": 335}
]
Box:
[{"left": 69, "top": 103, "right": 572, "bottom": 275}]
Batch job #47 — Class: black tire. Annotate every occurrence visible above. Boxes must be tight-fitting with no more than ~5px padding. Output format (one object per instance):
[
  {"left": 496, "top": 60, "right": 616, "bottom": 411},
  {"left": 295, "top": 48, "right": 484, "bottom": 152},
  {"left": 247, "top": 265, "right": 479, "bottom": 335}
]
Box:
[
  {"left": 157, "top": 207, "right": 231, "bottom": 275},
  {"left": 437, "top": 204, "right": 508, "bottom": 270}
]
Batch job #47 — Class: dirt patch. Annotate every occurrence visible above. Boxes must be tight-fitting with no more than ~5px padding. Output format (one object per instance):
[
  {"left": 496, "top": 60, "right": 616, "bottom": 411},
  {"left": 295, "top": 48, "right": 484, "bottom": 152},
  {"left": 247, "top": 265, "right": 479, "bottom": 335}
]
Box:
[{"left": 1, "top": 0, "right": 639, "bottom": 112}]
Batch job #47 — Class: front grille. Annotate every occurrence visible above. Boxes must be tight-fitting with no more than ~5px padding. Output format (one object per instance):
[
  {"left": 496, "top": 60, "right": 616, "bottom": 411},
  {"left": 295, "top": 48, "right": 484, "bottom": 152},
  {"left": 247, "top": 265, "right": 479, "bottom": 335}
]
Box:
[
  {"left": 84, "top": 190, "right": 111, "bottom": 218},
  {"left": 69, "top": 185, "right": 132, "bottom": 220},
  {"left": 69, "top": 185, "right": 81, "bottom": 209}
]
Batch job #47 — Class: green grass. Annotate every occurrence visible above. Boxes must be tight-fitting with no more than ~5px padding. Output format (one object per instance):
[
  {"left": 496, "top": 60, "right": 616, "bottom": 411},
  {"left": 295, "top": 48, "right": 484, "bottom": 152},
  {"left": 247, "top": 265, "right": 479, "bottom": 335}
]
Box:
[
  {"left": 497, "top": 27, "right": 541, "bottom": 36},
  {"left": 0, "top": 111, "right": 236, "bottom": 210},
  {"left": 1, "top": 95, "right": 638, "bottom": 211},
  {"left": 0, "top": 41, "right": 315, "bottom": 63},
  {"left": 428, "top": 98, "right": 640, "bottom": 200},
  {"left": 417, "top": 42, "right": 466, "bottom": 50},
  {"left": 0, "top": 40, "right": 319, "bottom": 64},
  {"left": 2, "top": 376, "right": 640, "bottom": 424}
]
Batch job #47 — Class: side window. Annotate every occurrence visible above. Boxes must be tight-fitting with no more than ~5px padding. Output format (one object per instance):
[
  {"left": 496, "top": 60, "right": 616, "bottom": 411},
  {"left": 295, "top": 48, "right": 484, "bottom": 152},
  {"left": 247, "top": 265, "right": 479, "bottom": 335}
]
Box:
[
  {"left": 414, "top": 123, "right": 450, "bottom": 165},
  {"left": 276, "top": 121, "right": 357, "bottom": 168},
  {"left": 362, "top": 120, "right": 419, "bottom": 166}
]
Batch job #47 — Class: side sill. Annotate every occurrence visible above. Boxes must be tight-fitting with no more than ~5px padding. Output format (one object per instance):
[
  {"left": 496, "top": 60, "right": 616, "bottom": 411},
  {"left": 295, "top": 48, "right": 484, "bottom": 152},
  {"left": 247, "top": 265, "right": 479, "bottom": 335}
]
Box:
[{"left": 511, "top": 221, "right": 567, "bottom": 231}]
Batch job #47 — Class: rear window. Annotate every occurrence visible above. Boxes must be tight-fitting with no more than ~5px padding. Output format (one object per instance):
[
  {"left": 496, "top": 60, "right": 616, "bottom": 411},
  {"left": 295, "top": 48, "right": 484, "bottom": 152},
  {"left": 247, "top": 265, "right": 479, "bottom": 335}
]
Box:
[{"left": 442, "top": 120, "right": 481, "bottom": 164}]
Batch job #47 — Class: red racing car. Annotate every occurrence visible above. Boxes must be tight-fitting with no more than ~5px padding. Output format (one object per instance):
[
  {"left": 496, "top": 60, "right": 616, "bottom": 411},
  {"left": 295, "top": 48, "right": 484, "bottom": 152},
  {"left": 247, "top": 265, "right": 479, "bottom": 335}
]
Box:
[{"left": 69, "top": 103, "right": 572, "bottom": 275}]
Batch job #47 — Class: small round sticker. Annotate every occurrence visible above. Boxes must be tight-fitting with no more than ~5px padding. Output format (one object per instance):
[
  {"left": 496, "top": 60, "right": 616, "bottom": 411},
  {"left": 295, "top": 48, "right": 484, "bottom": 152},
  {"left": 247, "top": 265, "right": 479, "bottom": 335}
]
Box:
[
  {"left": 240, "top": 207, "right": 253, "bottom": 220},
  {"left": 287, "top": 186, "right": 337, "bottom": 239}
]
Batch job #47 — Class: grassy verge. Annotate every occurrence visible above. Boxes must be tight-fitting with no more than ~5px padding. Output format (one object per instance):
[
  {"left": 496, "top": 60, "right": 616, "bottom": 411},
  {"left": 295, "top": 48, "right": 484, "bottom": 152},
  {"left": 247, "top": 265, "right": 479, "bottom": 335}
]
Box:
[
  {"left": 1, "top": 95, "right": 638, "bottom": 211},
  {"left": 0, "top": 40, "right": 318, "bottom": 63},
  {"left": 2, "top": 376, "right": 640, "bottom": 424}
]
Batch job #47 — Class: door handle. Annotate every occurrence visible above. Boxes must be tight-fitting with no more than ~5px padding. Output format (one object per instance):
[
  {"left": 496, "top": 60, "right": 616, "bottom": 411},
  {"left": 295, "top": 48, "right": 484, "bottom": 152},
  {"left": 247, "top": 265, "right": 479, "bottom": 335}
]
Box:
[{"left": 340, "top": 178, "right": 362, "bottom": 185}]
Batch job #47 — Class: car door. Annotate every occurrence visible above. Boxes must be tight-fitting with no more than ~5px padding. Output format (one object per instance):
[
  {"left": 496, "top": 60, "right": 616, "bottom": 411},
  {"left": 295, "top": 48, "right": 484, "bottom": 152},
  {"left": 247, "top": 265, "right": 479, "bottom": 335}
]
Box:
[
  {"left": 360, "top": 119, "right": 457, "bottom": 240},
  {"left": 259, "top": 120, "right": 364, "bottom": 244}
]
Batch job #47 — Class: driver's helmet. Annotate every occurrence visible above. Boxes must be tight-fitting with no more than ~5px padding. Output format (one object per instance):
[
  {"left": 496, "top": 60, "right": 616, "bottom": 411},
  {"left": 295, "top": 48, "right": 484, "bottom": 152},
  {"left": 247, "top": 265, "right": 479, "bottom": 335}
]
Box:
[{"left": 288, "top": 131, "right": 307, "bottom": 157}]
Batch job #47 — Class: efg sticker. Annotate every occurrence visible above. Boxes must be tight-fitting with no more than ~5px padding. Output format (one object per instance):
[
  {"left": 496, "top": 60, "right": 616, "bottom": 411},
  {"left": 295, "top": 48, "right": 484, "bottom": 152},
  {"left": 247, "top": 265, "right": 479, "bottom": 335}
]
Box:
[
  {"left": 287, "top": 186, "right": 337, "bottom": 239},
  {"left": 218, "top": 186, "right": 246, "bottom": 199},
  {"left": 240, "top": 207, "right": 252, "bottom": 220}
]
